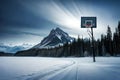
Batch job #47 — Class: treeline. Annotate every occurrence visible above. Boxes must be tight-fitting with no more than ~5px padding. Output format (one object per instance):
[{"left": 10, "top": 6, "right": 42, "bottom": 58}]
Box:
[
  {"left": 0, "top": 52, "right": 13, "bottom": 56},
  {"left": 15, "top": 21, "right": 120, "bottom": 57},
  {"left": 98, "top": 21, "right": 120, "bottom": 56}
]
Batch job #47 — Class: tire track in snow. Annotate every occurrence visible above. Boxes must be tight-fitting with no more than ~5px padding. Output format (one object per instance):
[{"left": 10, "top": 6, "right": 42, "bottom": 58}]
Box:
[
  {"left": 16, "top": 63, "right": 69, "bottom": 80},
  {"left": 76, "top": 62, "right": 78, "bottom": 80},
  {"left": 20, "top": 60, "right": 75, "bottom": 80},
  {"left": 42, "top": 60, "right": 79, "bottom": 80}
]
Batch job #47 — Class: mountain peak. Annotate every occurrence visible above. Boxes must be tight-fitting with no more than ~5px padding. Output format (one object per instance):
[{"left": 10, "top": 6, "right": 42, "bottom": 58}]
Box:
[
  {"left": 55, "top": 27, "right": 62, "bottom": 31},
  {"left": 33, "top": 27, "right": 74, "bottom": 48},
  {"left": 51, "top": 27, "right": 64, "bottom": 33}
]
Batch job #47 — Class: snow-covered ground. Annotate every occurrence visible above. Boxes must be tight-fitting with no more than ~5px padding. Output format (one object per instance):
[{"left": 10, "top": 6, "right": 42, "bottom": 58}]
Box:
[{"left": 0, "top": 57, "right": 120, "bottom": 80}]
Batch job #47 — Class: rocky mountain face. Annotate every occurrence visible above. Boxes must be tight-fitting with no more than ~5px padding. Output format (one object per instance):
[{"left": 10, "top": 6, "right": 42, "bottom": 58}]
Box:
[{"left": 33, "top": 27, "right": 74, "bottom": 48}]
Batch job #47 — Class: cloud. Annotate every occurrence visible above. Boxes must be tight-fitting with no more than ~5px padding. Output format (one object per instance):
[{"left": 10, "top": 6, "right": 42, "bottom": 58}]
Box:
[
  {"left": 20, "top": 0, "right": 118, "bottom": 39},
  {"left": 18, "top": 31, "right": 45, "bottom": 37},
  {"left": 0, "top": 44, "right": 24, "bottom": 53},
  {"left": 0, "top": 0, "right": 120, "bottom": 45},
  {"left": 0, "top": 29, "right": 46, "bottom": 38},
  {"left": 0, "top": 43, "right": 33, "bottom": 53}
]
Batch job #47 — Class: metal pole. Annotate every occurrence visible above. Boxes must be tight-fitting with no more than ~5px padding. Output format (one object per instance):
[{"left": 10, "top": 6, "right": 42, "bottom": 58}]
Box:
[{"left": 91, "top": 27, "right": 96, "bottom": 62}]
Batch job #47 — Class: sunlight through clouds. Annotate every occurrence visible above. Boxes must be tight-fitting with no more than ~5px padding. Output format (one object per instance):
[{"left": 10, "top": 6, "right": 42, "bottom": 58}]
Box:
[{"left": 20, "top": 0, "right": 117, "bottom": 39}]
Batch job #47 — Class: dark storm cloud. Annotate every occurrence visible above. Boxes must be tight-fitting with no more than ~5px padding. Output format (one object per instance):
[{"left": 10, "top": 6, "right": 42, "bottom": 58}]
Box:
[
  {"left": 0, "top": 0, "right": 120, "bottom": 46},
  {"left": 0, "top": 0, "right": 56, "bottom": 43},
  {"left": 0, "top": 0, "right": 51, "bottom": 28},
  {"left": 0, "top": 0, "right": 54, "bottom": 33},
  {"left": 0, "top": 29, "right": 46, "bottom": 39}
]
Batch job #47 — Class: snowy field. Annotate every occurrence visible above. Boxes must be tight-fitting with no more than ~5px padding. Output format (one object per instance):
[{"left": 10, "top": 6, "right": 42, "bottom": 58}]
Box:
[{"left": 0, "top": 57, "right": 120, "bottom": 80}]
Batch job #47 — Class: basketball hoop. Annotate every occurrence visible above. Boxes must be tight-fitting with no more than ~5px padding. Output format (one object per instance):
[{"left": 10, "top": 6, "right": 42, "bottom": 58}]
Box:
[
  {"left": 81, "top": 17, "right": 97, "bottom": 62},
  {"left": 81, "top": 17, "right": 96, "bottom": 28}
]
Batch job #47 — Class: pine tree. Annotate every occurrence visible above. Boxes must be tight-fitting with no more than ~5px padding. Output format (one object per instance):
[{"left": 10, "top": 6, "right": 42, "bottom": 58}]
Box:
[
  {"left": 115, "top": 21, "right": 120, "bottom": 55},
  {"left": 106, "top": 26, "right": 113, "bottom": 56},
  {"left": 112, "top": 22, "right": 120, "bottom": 56},
  {"left": 101, "top": 34, "right": 106, "bottom": 56},
  {"left": 118, "top": 21, "right": 120, "bottom": 36},
  {"left": 107, "top": 26, "right": 112, "bottom": 40},
  {"left": 77, "top": 35, "right": 84, "bottom": 57}
]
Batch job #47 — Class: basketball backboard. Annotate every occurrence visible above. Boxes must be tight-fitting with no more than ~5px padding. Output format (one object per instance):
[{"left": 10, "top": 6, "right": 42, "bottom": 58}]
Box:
[{"left": 81, "top": 17, "right": 97, "bottom": 28}]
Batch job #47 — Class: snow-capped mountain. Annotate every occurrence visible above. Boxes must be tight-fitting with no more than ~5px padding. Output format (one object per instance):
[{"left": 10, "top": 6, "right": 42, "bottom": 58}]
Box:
[{"left": 33, "top": 27, "right": 74, "bottom": 48}]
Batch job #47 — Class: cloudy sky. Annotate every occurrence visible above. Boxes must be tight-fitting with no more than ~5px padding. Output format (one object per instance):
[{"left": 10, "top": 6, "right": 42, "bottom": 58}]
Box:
[{"left": 0, "top": 0, "right": 120, "bottom": 47}]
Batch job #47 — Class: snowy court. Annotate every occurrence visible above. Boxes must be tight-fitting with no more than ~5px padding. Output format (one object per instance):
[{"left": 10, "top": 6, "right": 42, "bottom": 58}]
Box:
[{"left": 0, "top": 57, "right": 120, "bottom": 80}]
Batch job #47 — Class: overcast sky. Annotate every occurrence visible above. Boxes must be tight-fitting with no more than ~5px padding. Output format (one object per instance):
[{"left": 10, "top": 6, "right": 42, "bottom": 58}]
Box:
[{"left": 0, "top": 0, "right": 120, "bottom": 46}]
